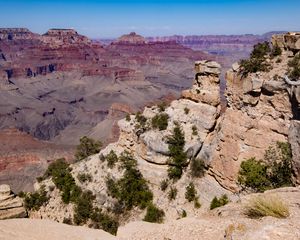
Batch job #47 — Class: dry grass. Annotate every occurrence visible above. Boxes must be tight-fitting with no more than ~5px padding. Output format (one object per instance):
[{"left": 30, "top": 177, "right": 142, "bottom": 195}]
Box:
[{"left": 244, "top": 194, "right": 289, "bottom": 219}]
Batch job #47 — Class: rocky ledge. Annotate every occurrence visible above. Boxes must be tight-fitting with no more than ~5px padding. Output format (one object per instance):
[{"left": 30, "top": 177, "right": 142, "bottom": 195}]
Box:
[{"left": 0, "top": 184, "right": 26, "bottom": 220}]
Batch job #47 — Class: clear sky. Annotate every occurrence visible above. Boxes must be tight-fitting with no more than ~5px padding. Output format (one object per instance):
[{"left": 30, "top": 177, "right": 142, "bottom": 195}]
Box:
[{"left": 0, "top": 0, "right": 299, "bottom": 38}]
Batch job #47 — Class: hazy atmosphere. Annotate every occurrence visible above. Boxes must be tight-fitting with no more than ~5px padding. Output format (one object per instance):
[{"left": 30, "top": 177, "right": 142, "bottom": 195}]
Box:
[{"left": 1, "top": 0, "right": 300, "bottom": 37}]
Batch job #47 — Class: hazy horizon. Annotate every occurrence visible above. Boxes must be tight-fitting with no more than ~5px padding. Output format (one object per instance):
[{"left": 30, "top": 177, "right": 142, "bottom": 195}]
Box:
[{"left": 1, "top": 0, "right": 300, "bottom": 38}]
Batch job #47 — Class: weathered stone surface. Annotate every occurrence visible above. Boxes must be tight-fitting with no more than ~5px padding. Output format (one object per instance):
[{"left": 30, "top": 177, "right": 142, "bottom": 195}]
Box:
[
  {"left": 272, "top": 32, "right": 300, "bottom": 51},
  {"left": 289, "top": 120, "right": 300, "bottom": 184},
  {"left": 182, "top": 60, "right": 221, "bottom": 106},
  {"left": 0, "top": 184, "right": 26, "bottom": 220}
]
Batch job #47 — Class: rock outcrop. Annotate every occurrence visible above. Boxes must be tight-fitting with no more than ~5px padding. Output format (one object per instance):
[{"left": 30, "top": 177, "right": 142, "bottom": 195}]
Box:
[
  {"left": 114, "top": 32, "right": 146, "bottom": 45},
  {"left": 272, "top": 32, "right": 300, "bottom": 51},
  {"left": 0, "top": 184, "right": 26, "bottom": 220},
  {"left": 197, "top": 34, "right": 300, "bottom": 191}
]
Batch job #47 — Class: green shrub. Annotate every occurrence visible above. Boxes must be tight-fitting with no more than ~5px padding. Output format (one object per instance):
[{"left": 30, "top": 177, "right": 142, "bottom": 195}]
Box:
[
  {"left": 210, "top": 194, "right": 229, "bottom": 210},
  {"left": 90, "top": 208, "right": 119, "bottom": 235},
  {"left": 107, "top": 151, "right": 153, "bottom": 210},
  {"left": 160, "top": 179, "right": 169, "bottom": 192},
  {"left": 190, "top": 158, "right": 206, "bottom": 178},
  {"left": 239, "top": 41, "right": 272, "bottom": 77},
  {"left": 288, "top": 54, "right": 300, "bottom": 79},
  {"left": 77, "top": 173, "right": 92, "bottom": 183},
  {"left": 194, "top": 198, "right": 201, "bottom": 209},
  {"left": 238, "top": 142, "right": 293, "bottom": 192},
  {"left": 181, "top": 209, "right": 187, "bottom": 218},
  {"left": 185, "top": 182, "right": 197, "bottom": 202},
  {"left": 167, "top": 123, "right": 187, "bottom": 180},
  {"left": 151, "top": 113, "right": 169, "bottom": 131},
  {"left": 265, "top": 142, "right": 293, "bottom": 188},
  {"left": 184, "top": 107, "right": 190, "bottom": 114},
  {"left": 244, "top": 195, "right": 289, "bottom": 219},
  {"left": 271, "top": 44, "right": 282, "bottom": 57},
  {"left": 157, "top": 101, "right": 167, "bottom": 112},
  {"left": 250, "top": 41, "right": 271, "bottom": 59},
  {"left": 143, "top": 204, "right": 165, "bottom": 223},
  {"left": 75, "top": 136, "right": 102, "bottom": 162},
  {"left": 125, "top": 114, "right": 131, "bottom": 121},
  {"left": 192, "top": 125, "right": 198, "bottom": 136},
  {"left": 168, "top": 187, "right": 177, "bottom": 201},
  {"left": 24, "top": 186, "right": 49, "bottom": 211},
  {"left": 119, "top": 150, "right": 137, "bottom": 171},
  {"left": 63, "top": 217, "right": 72, "bottom": 225},
  {"left": 73, "top": 190, "right": 95, "bottom": 225},
  {"left": 106, "top": 150, "right": 118, "bottom": 169},
  {"left": 43, "top": 158, "right": 82, "bottom": 204},
  {"left": 238, "top": 157, "right": 271, "bottom": 192},
  {"left": 135, "top": 111, "right": 147, "bottom": 127}
]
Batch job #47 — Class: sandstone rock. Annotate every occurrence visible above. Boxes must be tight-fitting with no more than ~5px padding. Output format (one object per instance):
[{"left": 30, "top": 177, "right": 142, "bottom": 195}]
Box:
[
  {"left": 232, "top": 62, "right": 240, "bottom": 72},
  {"left": 0, "top": 184, "right": 26, "bottom": 220},
  {"left": 272, "top": 32, "right": 300, "bottom": 51},
  {"left": 182, "top": 60, "right": 221, "bottom": 106},
  {"left": 289, "top": 120, "right": 300, "bottom": 184}
]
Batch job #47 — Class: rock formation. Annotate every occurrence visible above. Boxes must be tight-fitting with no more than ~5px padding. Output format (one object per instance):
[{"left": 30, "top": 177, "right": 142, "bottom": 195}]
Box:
[
  {"left": 0, "top": 184, "right": 26, "bottom": 220},
  {"left": 114, "top": 32, "right": 146, "bottom": 45}
]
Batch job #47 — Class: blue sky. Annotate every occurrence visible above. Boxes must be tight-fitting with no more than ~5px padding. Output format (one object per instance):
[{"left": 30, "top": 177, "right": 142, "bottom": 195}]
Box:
[{"left": 0, "top": 0, "right": 299, "bottom": 38}]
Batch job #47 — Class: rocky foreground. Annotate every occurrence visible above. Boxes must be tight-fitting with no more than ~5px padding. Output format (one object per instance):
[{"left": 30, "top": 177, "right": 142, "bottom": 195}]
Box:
[{"left": 1, "top": 186, "right": 300, "bottom": 240}]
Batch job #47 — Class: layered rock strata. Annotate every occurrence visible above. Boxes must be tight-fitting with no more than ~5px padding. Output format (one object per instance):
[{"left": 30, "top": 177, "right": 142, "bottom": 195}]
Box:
[{"left": 0, "top": 184, "right": 26, "bottom": 220}]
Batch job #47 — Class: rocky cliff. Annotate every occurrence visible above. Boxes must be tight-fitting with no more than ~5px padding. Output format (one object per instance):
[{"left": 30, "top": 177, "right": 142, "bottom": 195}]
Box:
[{"left": 202, "top": 32, "right": 300, "bottom": 190}]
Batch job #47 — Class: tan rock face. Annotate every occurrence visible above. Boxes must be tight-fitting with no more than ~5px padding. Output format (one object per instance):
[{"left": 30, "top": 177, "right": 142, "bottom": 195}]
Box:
[
  {"left": 272, "top": 32, "right": 300, "bottom": 51},
  {"left": 200, "top": 41, "right": 299, "bottom": 191},
  {"left": 182, "top": 60, "right": 221, "bottom": 106},
  {"left": 0, "top": 184, "right": 26, "bottom": 220}
]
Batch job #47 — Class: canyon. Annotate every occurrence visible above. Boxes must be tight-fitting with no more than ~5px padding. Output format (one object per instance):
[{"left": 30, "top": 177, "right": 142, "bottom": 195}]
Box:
[{"left": 0, "top": 31, "right": 299, "bottom": 239}]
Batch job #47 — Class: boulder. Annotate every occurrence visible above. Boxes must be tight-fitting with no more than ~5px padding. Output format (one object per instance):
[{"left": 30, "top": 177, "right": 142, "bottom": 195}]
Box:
[{"left": 0, "top": 184, "right": 26, "bottom": 220}]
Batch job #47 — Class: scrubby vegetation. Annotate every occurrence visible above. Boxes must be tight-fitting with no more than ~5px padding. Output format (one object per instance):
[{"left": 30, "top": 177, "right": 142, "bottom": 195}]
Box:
[
  {"left": 190, "top": 158, "right": 206, "bottom": 178},
  {"left": 288, "top": 53, "right": 300, "bottom": 79},
  {"left": 23, "top": 185, "right": 49, "bottom": 211},
  {"left": 160, "top": 179, "right": 169, "bottom": 192},
  {"left": 238, "top": 157, "right": 270, "bottom": 192},
  {"left": 106, "top": 151, "right": 153, "bottom": 211},
  {"left": 157, "top": 101, "right": 167, "bottom": 112},
  {"left": 40, "top": 158, "right": 119, "bottom": 235},
  {"left": 125, "top": 114, "right": 131, "bottom": 121},
  {"left": 271, "top": 44, "right": 282, "bottom": 57},
  {"left": 77, "top": 173, "right": 92, "bottom": 183},
  {"left": 185, "top": 182, "right": 197, "bottom": 202},
  {"left": 135, "top": 111, "right": 147, "bottom": 128},
  {"left": 184, "top": 107, "right": 190, "bottom": 114},
  {"left": 167, "top": 123, "right": 187, "bottom": 180},
  {"left": 105, "top": 150, "right": 118, "bottom": 169},
  {"left": 238, "top": 142, "right": 293, "bottom": 192},
  {"left": 264, "top": 141, "right": 293, "bottom": 188},
  {"left": 151, "top": 113, "right": 169, "bottom": 131},
  {"left": 244, "top": 195, "right": 289, "bottom": 219},
  {"left": 75, "top": 136, "right": 102, "bottom": 162},
  {"left": 90, "top": 208, "right": 119, "bottom": 235},
  {"left": 73, "top": 190, "right": 95, "bottom": 225},
  {"left": 143, "top": 203, "right": 165, "bottom": 223},
  {"left": 210, "top": 194, "right": 229, "bottom": 210},
  {"left": 239, "top": 41, "right": 272, "bottom": 77},
  {"left": 192, "top": 125, "right": 198, "bottom": 136},
  {"left": 168, "top": 187, "right": 178, "bottom": 201}
]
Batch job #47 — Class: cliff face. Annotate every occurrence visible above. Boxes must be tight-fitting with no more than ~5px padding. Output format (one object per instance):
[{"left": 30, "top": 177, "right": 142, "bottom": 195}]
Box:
[{"left": 200, "top": 32, "right": 300, "bottom": 190}]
